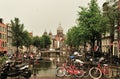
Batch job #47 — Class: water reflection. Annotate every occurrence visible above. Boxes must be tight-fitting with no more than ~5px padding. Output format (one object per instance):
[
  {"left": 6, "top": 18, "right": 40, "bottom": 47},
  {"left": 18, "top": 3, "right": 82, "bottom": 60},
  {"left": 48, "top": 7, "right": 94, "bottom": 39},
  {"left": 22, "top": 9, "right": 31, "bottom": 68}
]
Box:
[{"left": 32, "top": 60, "right": 56, "bottom": 77}]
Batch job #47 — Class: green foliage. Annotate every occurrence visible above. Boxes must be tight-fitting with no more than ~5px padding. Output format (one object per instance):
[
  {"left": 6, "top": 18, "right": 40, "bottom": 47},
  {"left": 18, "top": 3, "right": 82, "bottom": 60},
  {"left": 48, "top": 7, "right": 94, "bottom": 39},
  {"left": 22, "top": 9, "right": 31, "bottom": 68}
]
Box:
[
  {"left": 11, "top": 17, "right": 33, "bottom": 56},
  {"left": 77, "top": 0, "right": 107, "bottom": 46},
  {"left": 32, "top": 35, "right": 51, "bottom": 50},
  {"left": 66, "top": 0, "right": 110, "bottom": 51},
  {"left": 103, "top": 0, "right": 120, "bottom": 34},
  {"left": 11, "top": 17, "right": 26, "bottom": 57},
  {"left": 77, "top": 7, "right": 92, "bottom": 40},
  {"left": 11, "top": 18, "right": 25, "bottom": 47},
  {"left": 22, "top": 30, "right": 32, "bottom": 47},
  {"left": 0, "top": 56, "right": 8, "bottom": 65},
  {"left": 32, "top": 36, "right": 41, "bottom": 48},
  {"left": 40, "top": 35, "right": 51, "bottom": 49},
  {"left": 66, "top": 26, "right": 77, "bottom": 47},
  {"left": 66, "top": 26, "right": 84, "bottom": 49}
]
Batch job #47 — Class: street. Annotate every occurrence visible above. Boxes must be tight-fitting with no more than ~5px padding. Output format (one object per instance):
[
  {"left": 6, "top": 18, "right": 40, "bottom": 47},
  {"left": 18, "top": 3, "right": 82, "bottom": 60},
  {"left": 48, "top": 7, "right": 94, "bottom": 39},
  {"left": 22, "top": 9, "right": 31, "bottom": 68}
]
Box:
[
  {"left": 7, "top": 75, "right": 114, "bottom": 79},
  {"left": 29, "top": 75, "right": 118, "bottom": 79}
]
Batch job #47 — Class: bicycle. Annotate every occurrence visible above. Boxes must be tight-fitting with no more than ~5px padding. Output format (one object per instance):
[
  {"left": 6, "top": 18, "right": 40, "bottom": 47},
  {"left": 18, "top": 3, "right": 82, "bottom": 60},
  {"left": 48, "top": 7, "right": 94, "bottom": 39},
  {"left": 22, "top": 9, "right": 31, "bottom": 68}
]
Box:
[
  {"left": 89, "top": 57, "right": 112, "bottom": 79},
  {"left": 55, "top": 62, "right": 85, "bottom": 78}
]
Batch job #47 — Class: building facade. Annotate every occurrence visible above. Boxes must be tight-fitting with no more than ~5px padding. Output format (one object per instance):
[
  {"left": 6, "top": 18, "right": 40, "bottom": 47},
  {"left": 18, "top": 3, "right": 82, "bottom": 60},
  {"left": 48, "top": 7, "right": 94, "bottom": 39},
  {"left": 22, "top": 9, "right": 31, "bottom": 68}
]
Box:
[
  {"left": 43, "top": 24, "right": 66, "bottom": 50},
  {"left": 7, "top": 23, "right": 13, "bottom": 55},
  {"left": 102, "top": 0, "right": 120, "bottom": 57},
  {"left": 0, "top": 18, "right": 7, "bottom": 55}
]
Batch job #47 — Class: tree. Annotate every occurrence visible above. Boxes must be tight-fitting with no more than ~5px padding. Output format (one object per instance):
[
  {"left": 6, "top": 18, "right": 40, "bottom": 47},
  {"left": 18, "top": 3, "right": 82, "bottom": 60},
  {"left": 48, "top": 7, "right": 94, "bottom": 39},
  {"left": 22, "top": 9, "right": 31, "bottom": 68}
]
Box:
[
  {"left": 32, "top": 36, "right": 41, "bottom": 50},
  {"left": 77, "top": 7, "right": 92, "bottom": 43},
  {"left": 11, "top": 18, "right": 25, "bottom": 57},
  {"left": 22, "top": 30, "right": 32, "bottom": 53},
  {"left": 66, "top": 26, "right": 84, "bottom": 50},
  {"left": 66, "top": 0, "right": 109, "bottom": 52},
  {"left": 77, "top": 0, "right": 108, "bottom": 52},
  {"left": 32, "top": 35, "right": 51, "bottom": 51},
  {"left": 40, "top": 35, "right": 51, "bottom": 49},
  {"left": 103, "top": 0, "right": 120, "bottom": 37}
]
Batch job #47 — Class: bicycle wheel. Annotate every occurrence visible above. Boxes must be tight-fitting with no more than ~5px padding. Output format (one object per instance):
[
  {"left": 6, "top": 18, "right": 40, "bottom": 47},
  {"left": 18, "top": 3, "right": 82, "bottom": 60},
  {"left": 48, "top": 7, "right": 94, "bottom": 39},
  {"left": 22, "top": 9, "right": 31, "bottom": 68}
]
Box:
[
  {"left": 103, "top": 67, "right": 112, "bottom": 78},
  {"left": 65, "top": 66, "right": 71, "bottom": 77},
  {"left": 74, "top": 66, "right": 84, "bottom": 78},
  {"left": 83, "top": 64, "right": 90, "bottom": 78},
  {"left": 55, "top": 67, "right": 66, "bottom": 77},
  {"left": 75, "top": 69, "right": 84, "bottom": 78},
  {"left": 89, "top": 67, "right": 102, "bottom": 79},
  {"left": 83, "top": 68, "right": 89, "bottom": 78}
]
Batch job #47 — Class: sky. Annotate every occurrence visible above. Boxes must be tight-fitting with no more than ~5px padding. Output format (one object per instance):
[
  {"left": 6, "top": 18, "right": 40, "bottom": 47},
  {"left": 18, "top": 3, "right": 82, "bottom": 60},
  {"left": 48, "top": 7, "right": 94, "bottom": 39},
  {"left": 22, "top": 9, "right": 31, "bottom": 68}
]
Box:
[{"left": 0, "top": 0, "right": 106, "bottom": 36}]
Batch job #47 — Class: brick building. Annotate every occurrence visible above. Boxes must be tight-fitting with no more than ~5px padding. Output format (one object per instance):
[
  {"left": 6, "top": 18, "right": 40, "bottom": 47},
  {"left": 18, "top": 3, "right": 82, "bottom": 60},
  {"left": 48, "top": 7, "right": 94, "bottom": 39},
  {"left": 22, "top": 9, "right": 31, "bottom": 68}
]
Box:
[{"left": 0, "top": 18, "right": 7, "bottom": 55}]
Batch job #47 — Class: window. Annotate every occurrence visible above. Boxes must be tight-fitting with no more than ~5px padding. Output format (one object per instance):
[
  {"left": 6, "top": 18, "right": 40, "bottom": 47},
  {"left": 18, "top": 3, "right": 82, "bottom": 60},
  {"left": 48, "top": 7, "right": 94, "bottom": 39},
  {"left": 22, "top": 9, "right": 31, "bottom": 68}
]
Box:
[{"left": 0, "top": 33, "right": 1, "bottom": 38}]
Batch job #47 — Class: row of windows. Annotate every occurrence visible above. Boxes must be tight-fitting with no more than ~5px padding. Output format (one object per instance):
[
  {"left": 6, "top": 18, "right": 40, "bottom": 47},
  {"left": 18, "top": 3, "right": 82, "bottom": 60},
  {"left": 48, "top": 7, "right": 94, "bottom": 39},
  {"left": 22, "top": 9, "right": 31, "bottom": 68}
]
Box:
[
  {"left": 7, "top": 26, "right": 12, "bottom": 31},
  {"left": 0, "top": 26, "right": 7, "bottom": 33},
  {"left": 0, "top": 25, "right": 12, "bottom": 50},
  {"left": 8, "top": 32, "right": 12, "bottom": 37},
  {"left": 0, "top": 42, "right": 7, "bottom": 48},
  {"left": 102, "top": 39, "right": 110, "bottom": 45},
  {"left": 8, "top": 38, "right": 12, "bottom": 44},
  {"left": 0, "top": 33, "right": 7, "bottom": 39}
]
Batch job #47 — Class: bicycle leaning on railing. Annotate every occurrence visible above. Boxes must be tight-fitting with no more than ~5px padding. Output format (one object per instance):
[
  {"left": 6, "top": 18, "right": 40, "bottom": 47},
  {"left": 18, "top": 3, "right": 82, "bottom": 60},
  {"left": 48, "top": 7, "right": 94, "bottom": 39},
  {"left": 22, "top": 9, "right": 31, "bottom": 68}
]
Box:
[
  {"left": 89, "top": 57, "right": 112, "bottom": 79},
  {"left": 55, "top": 62, "right": 89, "bottom": 78},
  {"left": 55, "top": 54, "right": 91, "bottom": 78}
]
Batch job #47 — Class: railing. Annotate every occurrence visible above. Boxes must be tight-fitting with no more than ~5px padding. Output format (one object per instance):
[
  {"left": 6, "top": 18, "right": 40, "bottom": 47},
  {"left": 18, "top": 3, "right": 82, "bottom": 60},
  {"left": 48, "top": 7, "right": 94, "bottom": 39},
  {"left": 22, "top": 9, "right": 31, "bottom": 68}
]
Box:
[
  {"left": 110, "top": 66, "right": 120, "bottom": 78},
  {"left": 30, "top": 59, "right": 120, "bottom": 78}
]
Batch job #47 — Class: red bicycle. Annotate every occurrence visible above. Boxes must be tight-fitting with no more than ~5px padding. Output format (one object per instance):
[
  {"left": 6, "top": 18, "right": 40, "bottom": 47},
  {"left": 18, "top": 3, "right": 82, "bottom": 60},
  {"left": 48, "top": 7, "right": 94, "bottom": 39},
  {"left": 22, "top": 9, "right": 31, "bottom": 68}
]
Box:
[
  {"left": 89, "top": 58, "right": 112, "bottom": 79},
  {"left": 55, "top": 63, "right": 85, "bottom": 78}
]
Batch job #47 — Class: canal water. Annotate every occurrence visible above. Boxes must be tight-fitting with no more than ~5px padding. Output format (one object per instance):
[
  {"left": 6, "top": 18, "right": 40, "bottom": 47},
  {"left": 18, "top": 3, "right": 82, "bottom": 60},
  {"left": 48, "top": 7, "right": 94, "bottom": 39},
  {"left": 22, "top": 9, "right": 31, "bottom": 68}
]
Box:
[
  {"left": 30, "top": 57, "right": 120, "bottom": 78},
  {"left": 32, "top": 60, "right": 56, "bottom": 77}
]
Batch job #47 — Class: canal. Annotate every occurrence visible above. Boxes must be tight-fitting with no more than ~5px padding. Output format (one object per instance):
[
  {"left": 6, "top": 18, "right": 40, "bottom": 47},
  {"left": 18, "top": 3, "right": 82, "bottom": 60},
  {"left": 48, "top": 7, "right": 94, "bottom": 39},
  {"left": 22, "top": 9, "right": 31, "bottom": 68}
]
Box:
[
  {"left": 31, "top": 51, "right": 68, "bottom": 77},
  {"left": 31, "top": 59, "right": 120, "bottom": 78},
  {"left": 32, "top": 60, "right": 56, "bottom": 77}
]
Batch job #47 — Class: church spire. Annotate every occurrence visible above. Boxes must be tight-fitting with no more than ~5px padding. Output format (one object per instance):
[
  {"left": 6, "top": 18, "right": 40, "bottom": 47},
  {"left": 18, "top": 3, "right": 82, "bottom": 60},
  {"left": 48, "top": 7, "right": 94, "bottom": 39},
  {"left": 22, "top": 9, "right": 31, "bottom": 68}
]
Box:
[{"left": 57, "top": 22, "right": 63, "bottom": 31}]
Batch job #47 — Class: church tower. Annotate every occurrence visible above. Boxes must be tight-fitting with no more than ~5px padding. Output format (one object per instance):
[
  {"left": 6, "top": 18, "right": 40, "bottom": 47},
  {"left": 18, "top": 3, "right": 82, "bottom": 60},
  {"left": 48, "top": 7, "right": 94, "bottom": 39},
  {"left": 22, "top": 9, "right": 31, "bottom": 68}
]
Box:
[
  {"left": 57, "top": 23, "right": 63, "bottom": 37},
  {"left": 54, "top": 23, "right": 65, "bottom": 49}
]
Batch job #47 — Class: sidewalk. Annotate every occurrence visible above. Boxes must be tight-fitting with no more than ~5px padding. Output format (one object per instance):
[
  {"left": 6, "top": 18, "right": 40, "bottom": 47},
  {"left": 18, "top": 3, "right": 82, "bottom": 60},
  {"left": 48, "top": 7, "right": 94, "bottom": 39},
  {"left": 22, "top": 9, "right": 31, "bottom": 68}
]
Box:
[
  {"left": 29, "top": 76, "right": 109, "bottom": 79},
  {"left": 30, "top": 76, "right": 64, "bottom": 79},
  {"left": 7, "top": 75, "right": 112, "bottom": 79},
  {"left": 7, "top": 76, "right": 68, "bottom": 79}
]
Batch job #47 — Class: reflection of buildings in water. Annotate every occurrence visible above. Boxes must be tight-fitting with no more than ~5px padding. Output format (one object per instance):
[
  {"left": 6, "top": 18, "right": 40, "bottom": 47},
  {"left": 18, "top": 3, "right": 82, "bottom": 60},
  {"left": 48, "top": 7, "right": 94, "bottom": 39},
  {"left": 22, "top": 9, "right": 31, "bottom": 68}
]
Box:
[{"left": 40, "top": 50, "right": 66, "bottom": 64}]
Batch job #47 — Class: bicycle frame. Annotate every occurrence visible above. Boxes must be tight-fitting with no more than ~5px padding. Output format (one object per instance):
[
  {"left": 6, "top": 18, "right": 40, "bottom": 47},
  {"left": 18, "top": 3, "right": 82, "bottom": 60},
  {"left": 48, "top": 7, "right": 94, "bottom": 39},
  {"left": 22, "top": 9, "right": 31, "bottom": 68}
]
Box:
[
  {"left": 97, "top": 63, "right": 110, "bottom": 75},
  {"left": 63, "top": 63, "right": 81, "bottom": 75}
]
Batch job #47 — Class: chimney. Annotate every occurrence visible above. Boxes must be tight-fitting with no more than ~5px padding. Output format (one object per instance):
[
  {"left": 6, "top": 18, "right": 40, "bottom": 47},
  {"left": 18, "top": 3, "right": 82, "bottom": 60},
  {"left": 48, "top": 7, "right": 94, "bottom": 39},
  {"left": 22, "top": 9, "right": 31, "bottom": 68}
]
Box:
[{"left": 0, "top": 18, "right": 3, "bottom": 23}]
